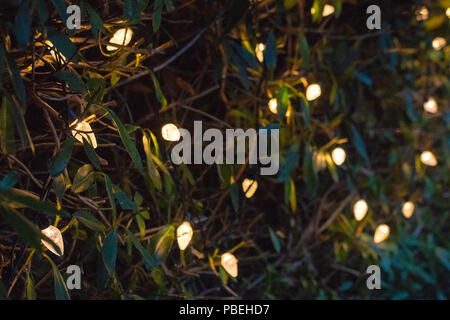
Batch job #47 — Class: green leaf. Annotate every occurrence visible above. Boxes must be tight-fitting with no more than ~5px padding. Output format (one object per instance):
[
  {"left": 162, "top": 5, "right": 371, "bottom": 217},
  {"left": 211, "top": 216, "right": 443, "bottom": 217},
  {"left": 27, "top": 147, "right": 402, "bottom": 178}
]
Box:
[
  {"left": 1, "top": 206, "right": 42, "bottom": 250},
  {"left": 86, "top": 4, "right": 105, "bottom": 39},
  {"left": 8, "top": 96, "right": 34, "bottom": 154},
  {"left": 0, "top": 171, "right": 18, "bottom": 191},
  {"left": 46, "top": 255, "right": 70, "bottom": 300},
  {"left": 104, "top": 175, "right": 117, "bottom": 221},
  {"left": 149, "top": 224, "right": 175, "bottom": 262},
  {"left": 50, "top": 0, "right": 69, "bottom": 22},
  {"left": 269, "top": 227, "right": 281, "bottom": 253},
  {"left": 26, "top": 273, "right": 36, "bottom": 300},
  {"left": 277, "top": 143, "right": 300, "bottom": 182},
  {"left": 50, "top": 137, "right": 75, "bottom": 177},
  {"left": 72, "top": 164, "right": 95, "bottom": 193},
  {"left": 83, "top": 137, "right": 101, "bottom": 170},
  {"left": 55, "top": 70, "right": 87, "bottom": 93},
  {"left": 152, "top": 0, "right": 163, "bottom": 32},
  {"left": 74, "top": 211, "right": 105, "bottom": 231},
  {"left": 264, "top": 31, "right": 277, "bottom": 69},
  {"left": 299, "top": 34, "right": 309, "bottom": 68},
  {"left": 102, "top": 229, "right": 118, "bottom": 277},
  {"left": 289, "top": 178, "right": 296, "bottom": 212},
  {"left": 0, "top": 96, "right": 16, "bottom": 155},
  {"left": 136, "top": 215, "right": 146, "bottom": 238},
  {"left": 142, "top": 132, "right": 162, "bottom": 190},
  {"left": 303, "top": 145, "right": 318, "bottom": 193},
  {"left": 149, "top": 71, "right": 167, "bottom": 108},
  {"left": 125, "top": 0, "right": 141, "bottom": 24},
  {"left": 1, "top": 191, "right": 70, "bottom": 218},
  {"left": 350, "top": 124, "right": 370, "bottom": 165},
  {"left": 126, "top": 229, "right": 159, "bottom": 269},
  {"left": 325, "top": 152, "right": 339, "bottom": 182},
  {"left": 5, "top": 51, "right": 27, "bottom": 111},
  {"left": 276, "top": 86, "right": 289, "bottom": 119},
  {"left": 115, "top": 190, "right": 138, "bottom": 211},
  {"left": 13, "top": 0, "right": 31, "bottom": 46},
  {"left": 46, "top": 27, "right": 78, "bottom": 63}
]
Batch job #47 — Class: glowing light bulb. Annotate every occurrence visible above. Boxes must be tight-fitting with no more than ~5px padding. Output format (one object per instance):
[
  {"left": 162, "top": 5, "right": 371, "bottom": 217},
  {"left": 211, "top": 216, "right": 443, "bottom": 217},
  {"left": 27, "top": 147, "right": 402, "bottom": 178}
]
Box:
[
  {"left": 242, "top": 178, "right": 258, "bottom": 198},
  {"left": 420, "top": 151, "right": 437, "bottom": 167},
  {"left": 267, "top": 98, "right": 290, "bottom": 116},
  {"left": 374, "top": 224, "right": 390, "bottom": 244},
  {"left": 331, "top": 147, "right": 346, "bottom": 166},
  {"left": 306, "top": 83, "right": 321, "bottom": 101},
  {"left": 45, "top": 40, "right": 67, "bottom": 63},
  {"left": 177, "top": 221, "right": 193, "bottom": 251},
  {"left": 255, "top": 43, "right": 265, "bottom": 63},
  {"left": 402, "top": 201, "right": 415, "bottom": 219},
  {"left": 71, "top": 119, "right": 97, "bottom": 149},
  {"left": 106, "top": 28, "right": 133, "bottom": 51},
  {"left": 432, "top": 37, "right": 446, "bottom": 50},
  {"left": 353, "top": 199, "right": 368, "bottom": 221},
  {"left": 161, "top": 123, "right": 180, "bottom": 141},
  {"left": 221, "top": 252, "right": 238, "bottom": 277},
  {"left": 446, "top": 8, "right": 450, "bottom": 18},
  {"left": 311, "top": 4, "right": 335, "bottom": 17},
  {"left": 415, "top": 6, "right": 429, "bottom": 21},
  {"left": 41, "top": 225, "right": 64, "bottom": 256},
  {"left": 423, "top": 97, "right": 438, "bottom": 114}
]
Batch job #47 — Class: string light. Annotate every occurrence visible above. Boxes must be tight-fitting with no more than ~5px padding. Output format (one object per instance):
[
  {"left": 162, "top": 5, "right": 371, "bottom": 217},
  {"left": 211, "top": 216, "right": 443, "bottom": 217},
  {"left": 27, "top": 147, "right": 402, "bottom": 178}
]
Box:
[
  {"left": 161, "top": 123, "right": 181, "bottom": 141},
  {"left": 446, "top": 7, "right": 450, "bottom": 18},
  {"left": 41, "top": 225, "right": 64, "bottom": 256},
  {"left": 268, "top": 98, "right": 290, "bottom": 116},
  {"left": 432, "top": 37, "right": 446, "bottom": 50},
  {"left": 331, "top": 147, "right": 346, "bottom": 166},
  {"left": 242, "top": 178, "right": 258, "bottom": 198},
  {"left": 420, "top": 151, "right": 437, "bottom": 167},
  {"left": 221, "top": 252, "right": 238, "bottom": 277},
  {"left": 423, "top": 97, "right": 438, "bottom": 114},
  {"left": 71, "top": 119, "right": 98, "bottom": 149},
  {"left": 402, "top": 201, "right": 415, "bottom": 219},
  {"left": 306, "top": 83, "right": 321, "bottom": 101},
  {"left": 311, "top": 4, "right": 335, "bottom": 17},
  {"left": 415, "top": 6, "right": 429, "bottom": 21},
  {"left": 45, "top": 40, "right": 67, "bottom": 63},
  {"left": 255, "top": 43, "right": 265, "bottom": 63},
  {"left": 177, "top": 221, "right": 193, "bottom": 251},
  {"left": 374, "top": 224, "right": 390, "bottom": 244},
  {"left": 106, "top": 28, "right": 133, "bottom": 51},
  {"left": 353, "top": 199, "right": 368, "bottom": 221}
]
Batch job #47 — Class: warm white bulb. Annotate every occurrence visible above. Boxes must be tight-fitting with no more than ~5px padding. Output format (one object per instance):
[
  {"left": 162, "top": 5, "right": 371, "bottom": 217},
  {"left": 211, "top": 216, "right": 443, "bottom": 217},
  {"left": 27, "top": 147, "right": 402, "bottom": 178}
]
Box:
[
  {"left": 420, "top": 151, "right": 437, "bottom": 166},
  {"left": 432, "top": 37, "right": 446, "bottom": 50},
  {"left": 446, "top": 7, "right": 450, "bottom": 18},
  {"left": 402, "top": 201, "right": 415, "bottom": 219},
  {"left": 177, "top": 221, "right": 193, "bottom": 251},
  {"left": 423, "top": 97, "right": 438, "bottom": 114},
  {"left": 71, "top": 120, "right": 97, "bottom": 149},
  {"left": 107, "top": 28, "right": 133, "bottom": 51},
  {"left": 41, "top": 225, "right": 64, "bottom": 256},
  {"left": 221, "top": 252, "right": 238, "bottom": 277},
  {"left": 416, "top": 6, "right": 429, "bottom": 21},
  {"left": 353, "top": 199, "right": 368, "bottom": 221},
  {"left": 255, "top": 43, "right": 265, "bottom": 63},
  {"left": 161, "top": 123, "right": 181, "bottom": 141},
  {"left": 306, "top": 83, "right": 321, "bottom": 101},
  {"left": 331, "top": 147, "right": 346, "bottom": 166},
  {"left": 374, "top": 224, "right": 390, "bottom": 244},
  {"left": 45, "top": 40, "right": 67, "bottom": 63},
  {"left": 242, "top": 178, "right": 258, "bottom": 198},
  {"left": 268, "top": 98, "right": 278, "bottom": 114},
  {"left": 311, "top": 4, "right": 334, "bottom": 17}
]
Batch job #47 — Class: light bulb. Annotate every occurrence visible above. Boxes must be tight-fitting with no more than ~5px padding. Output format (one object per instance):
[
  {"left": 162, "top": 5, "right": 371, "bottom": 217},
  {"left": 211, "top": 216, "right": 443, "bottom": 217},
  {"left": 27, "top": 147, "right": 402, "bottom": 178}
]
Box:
[
  {"left": 374, "top": 224, "right": 390, "bottom": 244},
  {"left": 415, "top": 6, "right": 429, "bottom": 21},
  {"left": 267, "top": 98, "right": 290, "bottom": 116},
  {"left": 420, "top": 151, "right": 437, "bottom": 167},
  {"left": 353, "top": 199, "right": 368, "bottom": 221},
  {"left": 402, "top": 201, "right": 415, "bottom": 219},
  {"left": 446, "top": 7, "right": 450, "bottom": 18},
  {"left": 71, "top": 119, "right": 97, "bottom": 149},
  {"left": 306, "top": 83, "right": 321, "bottom": 101},
  {"left": 221, "top": 252, "right": 238, "bottom": 277},
  {"left": 432, "top": 37, "right": 446, "bottom": 50},
  {"left": 255, "top": 43, "right": 265, "bottom": 63},
  {"left": 106, "top": 28, "right": 133, "bottom": 51},
  {"left": 423, "top": 97, "right": 438, "bottom": 114},
  {"left": 41, "top": 225, "right": 64, "bottom": 256},
  {"left": 45, "top": 40, "right": 67, "bottom": 63},
  {"left": 311, "top": 4, "right": 335, "bottom": 17},
  {"left": 177, "top": 221, "right": 193, "bottom": 251},
  {"left": 242, "top": 178, "right": 258, "bottom": 198},
  {"left": 161, "top": 123, "right": 181, "bottom": 141},
  {"left": 331, "top": 147, "right": 346, "bottom": 166}
]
